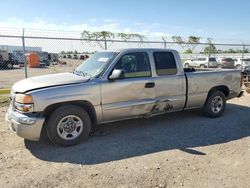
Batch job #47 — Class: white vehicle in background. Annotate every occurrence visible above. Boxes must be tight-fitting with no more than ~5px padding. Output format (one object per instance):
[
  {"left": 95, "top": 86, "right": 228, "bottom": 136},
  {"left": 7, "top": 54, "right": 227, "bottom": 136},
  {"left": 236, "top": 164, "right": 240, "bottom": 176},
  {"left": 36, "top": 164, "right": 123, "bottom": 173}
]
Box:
[
  {"left": 234, "top": 58, "right": 250, "bottom": 69},
  {"left": 184, "top": 57, "right": 219, "bottom": 68}
]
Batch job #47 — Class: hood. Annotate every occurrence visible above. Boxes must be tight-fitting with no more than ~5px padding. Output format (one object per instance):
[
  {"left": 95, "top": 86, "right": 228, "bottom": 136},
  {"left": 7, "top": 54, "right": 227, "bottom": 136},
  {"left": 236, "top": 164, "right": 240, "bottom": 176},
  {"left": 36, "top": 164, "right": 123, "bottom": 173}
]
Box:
[{"left": 12, "top": 72, "right": 89, "bottom": 93}]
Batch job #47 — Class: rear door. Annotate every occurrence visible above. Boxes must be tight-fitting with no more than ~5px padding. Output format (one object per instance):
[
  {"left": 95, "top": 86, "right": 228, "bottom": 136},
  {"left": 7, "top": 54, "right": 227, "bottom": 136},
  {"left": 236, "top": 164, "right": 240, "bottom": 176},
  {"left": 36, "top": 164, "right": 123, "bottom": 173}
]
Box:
[
  {"left": 152, "top": 51, "right": 186, "bottom": 112},
  {"left": 101, "top": 52, "right": 156, "bottom": 122}
]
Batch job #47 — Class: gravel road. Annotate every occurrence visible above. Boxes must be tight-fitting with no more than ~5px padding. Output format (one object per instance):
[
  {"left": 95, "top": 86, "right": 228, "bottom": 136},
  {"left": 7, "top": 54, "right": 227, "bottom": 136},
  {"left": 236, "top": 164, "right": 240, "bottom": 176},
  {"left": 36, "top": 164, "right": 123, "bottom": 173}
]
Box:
[{"left": 0, "top": 93, "right": 249, "bottom": 188}]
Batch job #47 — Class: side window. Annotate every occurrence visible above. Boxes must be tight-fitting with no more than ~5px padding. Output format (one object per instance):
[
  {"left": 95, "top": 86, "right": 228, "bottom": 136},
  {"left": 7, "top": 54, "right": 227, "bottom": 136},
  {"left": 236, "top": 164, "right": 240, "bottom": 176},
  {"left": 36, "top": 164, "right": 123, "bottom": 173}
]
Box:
[
  {"left": 114, "top": 52, "right": 151, "bottom": 78},
  {"left": 153, "top": 52, "right": 177, "bottom": 76}
]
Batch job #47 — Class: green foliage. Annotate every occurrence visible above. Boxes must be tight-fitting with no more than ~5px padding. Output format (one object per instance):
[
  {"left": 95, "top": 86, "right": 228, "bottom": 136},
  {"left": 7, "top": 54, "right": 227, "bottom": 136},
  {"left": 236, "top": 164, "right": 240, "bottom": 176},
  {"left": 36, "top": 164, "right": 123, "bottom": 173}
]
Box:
[
  {"left": 171, "top": 36, "right": 186, "bottom": 49},
  {"left": 203, "top": 45, "right": 217, "bottom": 54},
  {"left": 81, "top": 30, "right": 145, "bottom": 49},
  {"left": 184, "top": 49, "right": 193, "bottom": 54},
  {"left": 188, "top": 36, "right": 201, "bottom": 51}
]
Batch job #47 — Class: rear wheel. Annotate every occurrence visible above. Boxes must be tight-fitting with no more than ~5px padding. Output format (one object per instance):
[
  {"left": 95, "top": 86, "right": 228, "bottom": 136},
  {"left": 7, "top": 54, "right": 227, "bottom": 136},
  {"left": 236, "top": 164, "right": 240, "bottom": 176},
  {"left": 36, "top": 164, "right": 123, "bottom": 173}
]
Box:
[
  {"left": 203, "top": 91, "right": 226, "bottom": 118},
  {"left": 236, "top": 64, "right": 241, "bottom": 70},
  {"left": 46, "top": 105, "right": 91, "bottom": 146}
]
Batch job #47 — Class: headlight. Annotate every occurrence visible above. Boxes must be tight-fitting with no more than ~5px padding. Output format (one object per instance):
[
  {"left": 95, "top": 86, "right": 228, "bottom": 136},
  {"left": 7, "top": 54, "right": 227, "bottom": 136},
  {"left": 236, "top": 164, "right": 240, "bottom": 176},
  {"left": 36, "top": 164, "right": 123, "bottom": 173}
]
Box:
[
  {"left": 15, "top": 94, "right": 33, "bottom": 104},
  {"left": 15, "top": 94, "right": 34, "bottom": 113}
]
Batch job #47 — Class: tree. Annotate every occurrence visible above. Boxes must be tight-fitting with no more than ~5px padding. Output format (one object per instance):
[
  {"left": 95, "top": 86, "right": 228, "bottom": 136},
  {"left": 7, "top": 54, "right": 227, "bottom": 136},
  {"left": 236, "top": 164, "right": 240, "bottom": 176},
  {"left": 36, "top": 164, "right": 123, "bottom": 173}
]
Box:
[
  {"left": 81, "top": 31, "right": 145, "bottom": 50},
  {"left": 184, "top": 49, "right": 193, "bottom": 54},
  {"left": 117, "top": 33, "right": 145, "bottom": 42},
  {"left": 171, "top": 36, "right": 186, "bottom": 49},
  {"left": 203, "top": 38, "right": 217, "bottom": 55},
  {"left": 81, "top": 30, "right": 115, "bottom": 50},
  {"left": 187, "top": 36, "right": 201, "bottom": 52}
]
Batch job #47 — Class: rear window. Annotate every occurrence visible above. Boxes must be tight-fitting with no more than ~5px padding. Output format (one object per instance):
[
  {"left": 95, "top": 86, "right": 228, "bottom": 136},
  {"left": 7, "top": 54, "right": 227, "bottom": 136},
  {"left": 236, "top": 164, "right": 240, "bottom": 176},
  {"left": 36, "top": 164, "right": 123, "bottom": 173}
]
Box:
[{"left": 153, "top": 52, "right": 177, "bottom": 76}]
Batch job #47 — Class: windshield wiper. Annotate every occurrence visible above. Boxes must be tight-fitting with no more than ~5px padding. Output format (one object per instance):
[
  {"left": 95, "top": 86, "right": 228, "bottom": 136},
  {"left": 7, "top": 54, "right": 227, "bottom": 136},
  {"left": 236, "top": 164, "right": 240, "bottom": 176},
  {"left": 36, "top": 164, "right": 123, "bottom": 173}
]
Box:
[{"left": 73, "top": 70, "right": 91, "bottom": 77}]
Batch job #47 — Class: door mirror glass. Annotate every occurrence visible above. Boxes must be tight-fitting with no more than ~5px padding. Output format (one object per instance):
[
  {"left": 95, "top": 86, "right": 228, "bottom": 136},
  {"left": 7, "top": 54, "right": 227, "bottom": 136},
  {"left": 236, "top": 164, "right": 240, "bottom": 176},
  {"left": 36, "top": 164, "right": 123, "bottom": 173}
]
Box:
[{"left": 109, "top": 69, "right": 125, "bottom": 80}]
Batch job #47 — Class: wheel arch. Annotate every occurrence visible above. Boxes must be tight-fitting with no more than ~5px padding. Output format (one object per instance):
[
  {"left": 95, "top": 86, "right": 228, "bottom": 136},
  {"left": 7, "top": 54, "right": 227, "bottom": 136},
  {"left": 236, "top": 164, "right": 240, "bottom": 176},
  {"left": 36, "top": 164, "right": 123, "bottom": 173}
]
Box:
[
  {"left": 204, "top": 85, "right": 229, "bottom": 107},
  {"left": 42, "top": 100, "right": 97, "bottom": 126}
]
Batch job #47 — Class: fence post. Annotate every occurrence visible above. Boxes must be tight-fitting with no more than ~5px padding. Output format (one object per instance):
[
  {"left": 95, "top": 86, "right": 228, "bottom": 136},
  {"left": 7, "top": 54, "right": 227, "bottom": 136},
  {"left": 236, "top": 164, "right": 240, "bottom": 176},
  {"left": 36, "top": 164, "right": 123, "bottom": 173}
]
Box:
[
  {"left": 164, "top": 42, "right": 167, "bottom": 48},
  {"left": 22, "top": 28, "right": 28, "bottom": 78},
  {"left": 207, "top": 43, "right": 211, "bottom": 68},
  {"left": 241, "top": 44, "right": 245, "bottom": 71},
  {"left": 104, "top": 37, "right": 107, "bottom": 50}
]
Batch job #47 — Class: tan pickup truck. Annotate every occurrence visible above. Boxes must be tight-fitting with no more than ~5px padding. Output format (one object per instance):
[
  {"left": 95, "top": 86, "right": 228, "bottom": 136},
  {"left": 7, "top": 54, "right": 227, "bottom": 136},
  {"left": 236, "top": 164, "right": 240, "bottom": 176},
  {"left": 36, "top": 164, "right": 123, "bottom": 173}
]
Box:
[{"left": 6, "top": 48, "right": 243, "bottom": 146}]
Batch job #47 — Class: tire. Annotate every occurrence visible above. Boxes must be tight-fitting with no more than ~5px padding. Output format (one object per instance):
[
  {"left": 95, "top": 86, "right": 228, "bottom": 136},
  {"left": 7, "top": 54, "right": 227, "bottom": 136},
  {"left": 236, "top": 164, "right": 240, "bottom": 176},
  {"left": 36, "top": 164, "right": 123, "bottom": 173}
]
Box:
[
  {"left": 184, "top": 63, "right": 189, "bottom": 68},
  {"left": 236, "top": 64, "right": 241, "bottom": 70},
  {"left": 203, "top": 91, "right": 226, "bottom": 118},
  {"left": 217, "top": 64, "right": 223, "bottom": 69},
  {"left": 200, "top": 64, "right": 205, "bottom": 69},
  {"left": 46, "top": 105, "right": 91, "bottom": 146},
  {"left": 7, "top": 62, "right": 13, "bottom": 69}
]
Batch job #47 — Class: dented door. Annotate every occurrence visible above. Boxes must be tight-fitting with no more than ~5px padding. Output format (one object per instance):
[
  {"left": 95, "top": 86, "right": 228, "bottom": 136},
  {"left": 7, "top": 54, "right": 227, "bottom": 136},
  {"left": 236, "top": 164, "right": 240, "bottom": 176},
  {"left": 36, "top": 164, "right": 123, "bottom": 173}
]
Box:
[
  {"left": 101, "top": 77, "right": 156, "bottom": 122},
  {"left": 101, "top": 52, "right": 156, "bottom": 122}
]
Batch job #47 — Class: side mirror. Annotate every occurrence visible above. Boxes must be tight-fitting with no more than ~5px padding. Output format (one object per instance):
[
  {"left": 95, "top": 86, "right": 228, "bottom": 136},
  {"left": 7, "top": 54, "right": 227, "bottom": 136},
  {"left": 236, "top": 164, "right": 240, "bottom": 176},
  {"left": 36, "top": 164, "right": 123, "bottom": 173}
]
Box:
[{"left": 109, "top": 69, "right": 125, "bottom": 80}]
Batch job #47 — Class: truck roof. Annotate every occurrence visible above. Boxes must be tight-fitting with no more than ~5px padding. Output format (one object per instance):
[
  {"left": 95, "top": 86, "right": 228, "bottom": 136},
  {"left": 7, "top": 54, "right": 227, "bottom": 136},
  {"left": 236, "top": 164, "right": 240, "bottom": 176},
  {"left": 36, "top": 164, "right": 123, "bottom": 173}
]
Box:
[{"left": 100, "top": 48, "right": 178, "bottom": 53}]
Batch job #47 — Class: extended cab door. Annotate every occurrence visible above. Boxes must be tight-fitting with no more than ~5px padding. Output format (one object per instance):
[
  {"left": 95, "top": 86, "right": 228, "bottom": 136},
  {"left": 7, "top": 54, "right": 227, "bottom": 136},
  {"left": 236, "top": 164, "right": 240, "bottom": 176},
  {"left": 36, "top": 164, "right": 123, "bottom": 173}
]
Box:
[
  {"left": 152, "top": 51, "right": 186, "bottom": 112},
  {"left": 100, "top": 52, "right": 156, "bottom": 122}
]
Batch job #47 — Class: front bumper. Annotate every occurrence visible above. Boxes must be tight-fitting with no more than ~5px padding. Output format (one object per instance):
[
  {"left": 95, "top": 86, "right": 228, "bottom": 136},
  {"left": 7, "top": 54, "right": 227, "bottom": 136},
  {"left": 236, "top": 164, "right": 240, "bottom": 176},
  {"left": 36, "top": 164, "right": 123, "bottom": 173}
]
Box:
[{"left": 5, "top": 108, "right": 45, "bottom": 141}]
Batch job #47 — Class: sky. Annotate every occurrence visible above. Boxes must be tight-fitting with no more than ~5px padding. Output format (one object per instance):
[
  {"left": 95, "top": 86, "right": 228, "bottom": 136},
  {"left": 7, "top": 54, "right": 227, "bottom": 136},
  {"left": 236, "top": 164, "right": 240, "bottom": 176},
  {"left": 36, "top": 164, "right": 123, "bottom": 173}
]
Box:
[{"left": 0, "top": 0, "right": 250, "bottom": 42}]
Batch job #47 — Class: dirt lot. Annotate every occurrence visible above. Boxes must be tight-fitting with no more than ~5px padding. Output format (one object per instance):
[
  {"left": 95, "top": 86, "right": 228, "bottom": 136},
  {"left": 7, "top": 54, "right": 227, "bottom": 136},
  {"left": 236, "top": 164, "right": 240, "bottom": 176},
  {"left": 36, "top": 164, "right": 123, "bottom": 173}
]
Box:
[
  {"left": 0, "top": 93, "right": 250, "bottom": 188},
  {"left": 0, "top": 58, "right": 83, "bottom": 89}
]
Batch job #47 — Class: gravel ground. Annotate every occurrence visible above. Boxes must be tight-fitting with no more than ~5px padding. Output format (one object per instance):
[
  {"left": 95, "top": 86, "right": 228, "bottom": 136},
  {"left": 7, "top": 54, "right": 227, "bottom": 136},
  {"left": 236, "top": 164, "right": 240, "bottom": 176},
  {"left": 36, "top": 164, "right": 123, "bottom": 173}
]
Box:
[
  {"left": 0, "top": 93, "right": 249, "bottom": 188},
  {"left": 0, "top": 58, "right": 83, "bottom": 89}
]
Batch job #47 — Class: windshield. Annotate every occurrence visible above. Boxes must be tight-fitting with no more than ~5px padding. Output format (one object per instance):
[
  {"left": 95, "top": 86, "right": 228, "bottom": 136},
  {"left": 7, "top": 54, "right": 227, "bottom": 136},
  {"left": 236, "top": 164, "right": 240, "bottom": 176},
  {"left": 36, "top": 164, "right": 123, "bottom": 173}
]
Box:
[{"left": 74, "top": 52, "right": 118, "bottom": 77}]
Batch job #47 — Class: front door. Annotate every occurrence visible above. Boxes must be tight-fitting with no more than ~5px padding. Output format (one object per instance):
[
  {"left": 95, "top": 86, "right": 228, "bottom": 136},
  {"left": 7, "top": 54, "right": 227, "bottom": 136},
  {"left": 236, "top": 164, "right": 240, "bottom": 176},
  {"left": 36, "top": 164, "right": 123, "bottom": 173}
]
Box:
[{"left": 101, "top": 52, "right": 156, "bottom": 122}]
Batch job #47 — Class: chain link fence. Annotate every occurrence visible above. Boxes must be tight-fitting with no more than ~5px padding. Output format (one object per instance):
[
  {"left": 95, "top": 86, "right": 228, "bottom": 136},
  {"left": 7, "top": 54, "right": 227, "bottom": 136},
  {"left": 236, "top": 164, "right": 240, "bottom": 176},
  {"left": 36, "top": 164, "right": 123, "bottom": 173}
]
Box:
[{"left": 1, "top": 28, "right": 250, "bottom": 89}]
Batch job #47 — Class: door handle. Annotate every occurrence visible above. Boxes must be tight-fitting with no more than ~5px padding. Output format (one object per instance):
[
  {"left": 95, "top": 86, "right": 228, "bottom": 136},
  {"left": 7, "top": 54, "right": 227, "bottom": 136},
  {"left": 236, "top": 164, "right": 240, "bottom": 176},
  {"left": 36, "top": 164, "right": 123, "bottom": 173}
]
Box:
[{"left": 145, "top": 82, "right": 155, "bottom": 88}]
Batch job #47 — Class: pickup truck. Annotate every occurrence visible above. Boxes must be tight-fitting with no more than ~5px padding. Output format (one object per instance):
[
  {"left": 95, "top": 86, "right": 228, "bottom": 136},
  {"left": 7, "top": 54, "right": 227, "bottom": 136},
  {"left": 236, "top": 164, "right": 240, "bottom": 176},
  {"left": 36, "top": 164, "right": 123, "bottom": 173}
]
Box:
[{"left": 6, "top": 48, "right": 243, "bottom": 146}]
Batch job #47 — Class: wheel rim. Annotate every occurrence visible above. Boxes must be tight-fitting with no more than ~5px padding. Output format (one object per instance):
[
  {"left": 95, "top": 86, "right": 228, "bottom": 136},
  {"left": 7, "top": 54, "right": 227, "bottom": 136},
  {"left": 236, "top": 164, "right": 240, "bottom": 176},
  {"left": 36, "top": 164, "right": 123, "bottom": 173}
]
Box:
[
  {"left": 57, "top": 115, "right": 83, "bottom": 140},
  {"left": 211, "top": 96, "right": 223, "bottom": 113},
  {"left": 185, "top": 64, "right": 189, "bottom": 68},
  {"left": 200, "top": 65, "right": 205, "bottom": 68},
  {"left": 7, "top": 64, "right": 12, "bottom": 68}
]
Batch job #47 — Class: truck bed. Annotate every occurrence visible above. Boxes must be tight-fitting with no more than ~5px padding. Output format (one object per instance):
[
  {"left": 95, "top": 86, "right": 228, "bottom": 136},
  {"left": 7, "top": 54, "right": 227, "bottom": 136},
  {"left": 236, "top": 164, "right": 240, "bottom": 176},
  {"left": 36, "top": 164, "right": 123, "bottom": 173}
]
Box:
[{"left": 184, "top": 68, "right": 242, "bottom": 109}]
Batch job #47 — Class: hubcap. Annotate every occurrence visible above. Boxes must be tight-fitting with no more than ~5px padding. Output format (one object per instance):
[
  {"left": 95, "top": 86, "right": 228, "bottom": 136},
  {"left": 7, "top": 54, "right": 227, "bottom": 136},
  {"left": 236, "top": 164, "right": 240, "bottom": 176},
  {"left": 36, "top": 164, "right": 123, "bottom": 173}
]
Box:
[
  {"left": 57, "top": 115, "right": 83, "bottom": 140},
  {"left": 211, "top": 96, "right": 223, "bottom": 113}
]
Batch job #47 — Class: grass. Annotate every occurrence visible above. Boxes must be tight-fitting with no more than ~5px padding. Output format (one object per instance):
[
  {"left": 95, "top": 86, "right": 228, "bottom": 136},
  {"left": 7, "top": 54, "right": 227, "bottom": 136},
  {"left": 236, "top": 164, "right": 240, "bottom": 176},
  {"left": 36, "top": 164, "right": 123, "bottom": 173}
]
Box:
[{"left": 0, "top": 95, "right": 9, "bottom": 107}]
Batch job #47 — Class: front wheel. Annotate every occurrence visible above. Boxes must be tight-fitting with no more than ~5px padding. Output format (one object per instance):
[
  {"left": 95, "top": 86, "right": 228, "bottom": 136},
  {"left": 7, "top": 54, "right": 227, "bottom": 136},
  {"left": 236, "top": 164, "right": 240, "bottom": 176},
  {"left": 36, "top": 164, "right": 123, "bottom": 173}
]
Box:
[
  {"left": 184, "top": 63, "right": 189, "bottom": 68},
  {"left": 46, "top": 105, "right": 91, "bottom": 146},
  {"left": 6, "top": 62, "right": 13, "bottom": 69},
  {"left": 203, "top": 91, "right": 226, "bottom": 118},
  {"left": 217, "top": 64, "right": 223, "bottom": 69},
  {"left": 200, "top": 64, "right": 205, "bottom": 69}
]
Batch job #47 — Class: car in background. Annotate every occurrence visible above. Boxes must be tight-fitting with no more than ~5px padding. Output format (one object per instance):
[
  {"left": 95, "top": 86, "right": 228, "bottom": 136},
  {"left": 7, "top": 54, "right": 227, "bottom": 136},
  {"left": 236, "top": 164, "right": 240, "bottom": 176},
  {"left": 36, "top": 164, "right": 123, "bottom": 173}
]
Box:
[
  {"left": 0, "top": 50, "right": 18, "bottom": 69},
  {"left": 234, "top": 58, "right": 250, "bottom": 69},
  {"left": 73, "top": 54, "right": 78, "bottom": 59},
  {"left": 39, "top": 52, "right": 50, "bottom": 66},
  {"left": 184, "top": 57, "right": 219, "bottom": 68},
  {"left": 217, "top": 57, "right": 235, "bottom": 69}
]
